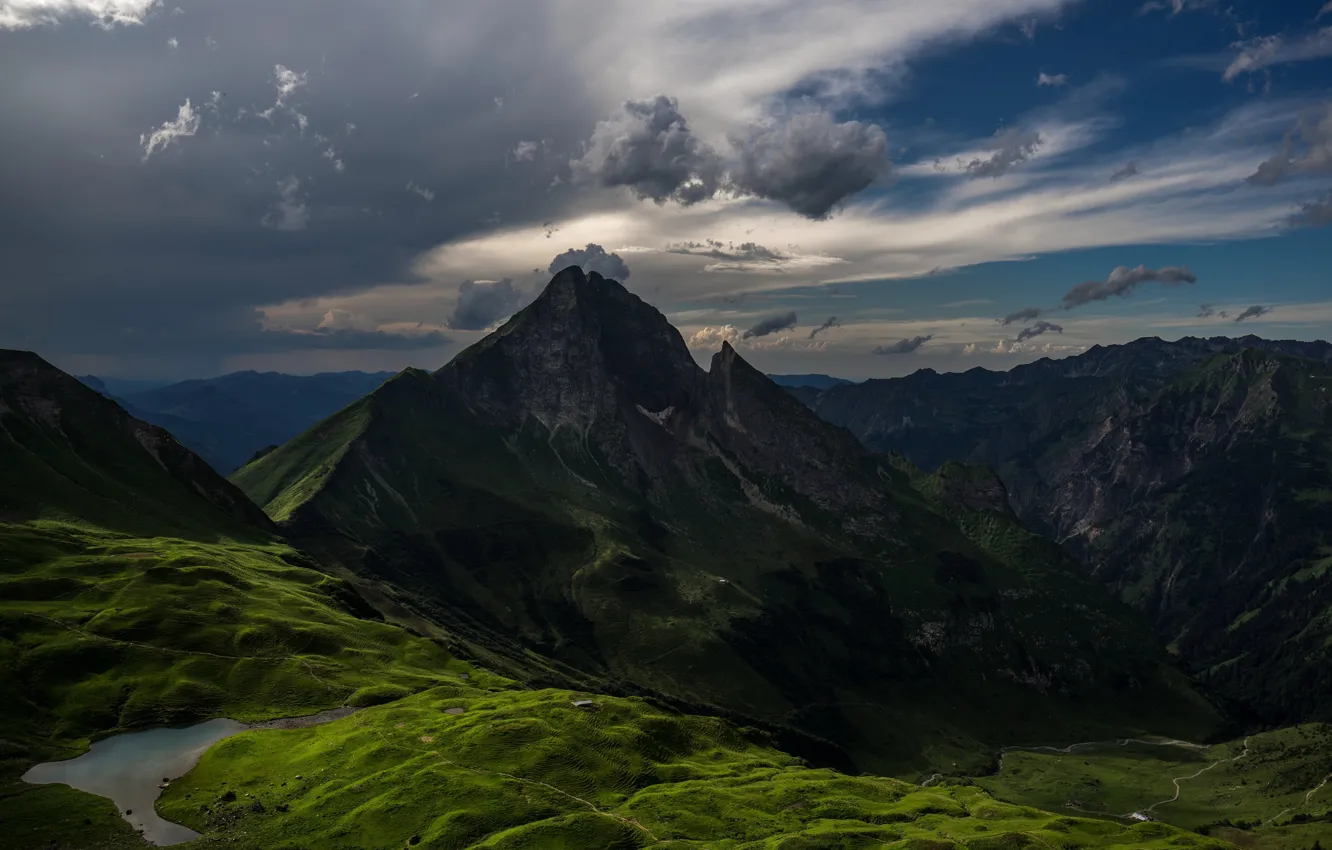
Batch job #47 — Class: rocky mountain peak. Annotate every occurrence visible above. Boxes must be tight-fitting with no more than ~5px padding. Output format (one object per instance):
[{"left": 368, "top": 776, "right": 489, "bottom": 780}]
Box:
[{"left": 438, "top": 266, "right": 702, "bottom": 427}]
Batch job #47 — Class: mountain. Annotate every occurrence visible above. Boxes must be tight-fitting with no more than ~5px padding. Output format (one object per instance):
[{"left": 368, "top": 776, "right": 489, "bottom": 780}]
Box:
[
  {"left": 75, "top": 375, "right": 172, "bottom": 396},
  {"left": 1, "top": 350, "right": 472, "bottom": 847},
  {"left": 1, "top": 350, "right": 271, "bottom": 536},
  {"left": 232, "top": 267, "right": 1221, "bottom": 775},
  {"left": 0, "top": 352, "right": 1236, "bottom": 850},
  {"left": 79, "top": 370, "right": 396, "bottom": 474},
  {"left": 795, "top": 336, "right": 1332, "bottom": 727},
  {"left": 766, "top": 373, "right": 855, "bottom": 390}
]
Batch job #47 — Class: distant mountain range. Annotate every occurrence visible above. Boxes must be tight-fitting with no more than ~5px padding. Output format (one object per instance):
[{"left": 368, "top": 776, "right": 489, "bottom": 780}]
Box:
[
  {"left": 766, "top": 373, "right": 856, "bottom": 390},
  {"left": 77, "top": 370, "right": 396, "bottom": 474},
  {"left": 793, "top": 334, "right": 1332, "bottom": 727},
  {"left": 229, "top": 267, "right": 1219, "bottom": 774}
]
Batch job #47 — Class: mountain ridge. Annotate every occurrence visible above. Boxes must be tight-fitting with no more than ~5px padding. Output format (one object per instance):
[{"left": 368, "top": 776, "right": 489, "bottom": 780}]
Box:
[
  {"left": 792, "top": 335, "right": 1332, "bottom": 729},
  {"left": 232, "top": 267, "right": 1224, "bottom": 775}
]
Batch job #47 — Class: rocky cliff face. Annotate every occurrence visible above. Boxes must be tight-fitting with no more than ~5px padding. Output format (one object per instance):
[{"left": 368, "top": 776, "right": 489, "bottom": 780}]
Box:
[
  {"left": 795, "top": 338, "right": 1332, "bottom": 726},
  {"left": 234, "top": 268, "right": 1222, "bottom": 774}
]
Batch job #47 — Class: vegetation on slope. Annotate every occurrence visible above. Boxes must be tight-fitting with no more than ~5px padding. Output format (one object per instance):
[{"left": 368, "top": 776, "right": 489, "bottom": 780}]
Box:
[
  {"left": 794, "top": 340, "right": 1332, "bottom": 730},
  {"left": 157, "top": 687, "right": 1237, "bottom": 849},
  {"left": 229, "top": 273, "right": 1222, "bottom": 777},
  {"left": 0, "top": 521, "right": 478, "bottom": 848},
  {"left": 977, "top": 725, "right": 1332, "bottom": 850}
]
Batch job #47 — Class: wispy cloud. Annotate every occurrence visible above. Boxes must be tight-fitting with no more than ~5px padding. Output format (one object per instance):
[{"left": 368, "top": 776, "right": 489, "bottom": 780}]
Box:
[
  {"left": 1233, "top": 304, "right": 1273, "bottom": 322},
  {"left": 139, "top": 98, "right": 200, "bottom": 161},
  {"left": 809, "top": 316, "right": 840, "bottom": 338},
  {"left": 273, "top": 64, "right": 308, "bottom": 107},
  {"left": 1036, "top": 72, "right": 1068, "bottom": 86},
  {"left": 1288, "top": 192, "right": 1332, "bottom": 227},
  {"left": 1015, "top": 319, "right": 1063, "bottom": 341},
  {"left": 1248, "top": 102, "right": 1332, "bottom": 185},
  {"left": 406, "top": 182, "right": 435, "bottom": 202},
  {"left": 1110, "top": 161, "right": 1140, "bottom": 182},
  {"left": 964, "top": 127, "right": 1043, "bottom": 179},
  {"left": 873, "top": 334, "right": 933, "bottom": 355},
  {"left": 1224, "top": 29, "right": 1332, "bottom": 82},
  {"left": 1061, "top": 265, "right": 1197, "bottom": 308},
  {"left": 261, "top": 177, "right": 308, "bottom": 231}
]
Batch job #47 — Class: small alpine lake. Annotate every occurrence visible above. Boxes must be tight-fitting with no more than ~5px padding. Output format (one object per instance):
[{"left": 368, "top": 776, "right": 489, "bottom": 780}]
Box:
[{"left": 21, "top": 707, "right": 357, "bottom": 845}]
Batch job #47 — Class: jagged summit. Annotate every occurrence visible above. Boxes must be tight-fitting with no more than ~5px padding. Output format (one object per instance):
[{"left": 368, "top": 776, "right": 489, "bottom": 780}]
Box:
[{"left": 231, "top": 269, "right": 1221, "bottom": 774}]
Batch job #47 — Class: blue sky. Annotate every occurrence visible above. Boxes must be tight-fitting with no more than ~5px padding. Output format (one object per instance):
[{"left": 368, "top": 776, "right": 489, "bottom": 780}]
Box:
[{"left": 0, "top": 0, "right": 1329, "bottom": 379}]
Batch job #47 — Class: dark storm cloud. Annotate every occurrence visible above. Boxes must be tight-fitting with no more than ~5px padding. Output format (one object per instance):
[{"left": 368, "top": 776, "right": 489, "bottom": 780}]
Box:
[
  {"left": 729, "top": 110, "right": 890, "bottom": 219},
  {"left": 448, "top": 278, "right": 525, "bottom": 331},
  {"left": 548, "top": 243, "right": 632, "bottom": 281},
  {"left": 964, "top": 127, "right": 1043, "bottom": 179},
  {"left": 1233, "top": 305, "right": 1273, "bottom": 323},
  {"left": 1015, "top": 320, "right": 1063, "bottom": 342},
  {"left": 742, "top": 311, "right": 798, "bottom": 339},
  {"left": 999, "top": 306, "right": 1044, "bottom": 326},
  {"left": 809, "top": 316, "right": 840, "bottom": 339},
  {"left": 574, "top": 97, "right": 889, "bottom": 218},
  {"left": 1061, "top": 265, "right": 1197, "bottom": 308},
  {"left": 570, "top": 95, "right": 724, "bottom": 206},
  {"left": 0, "top": 0, "right": 599, "bottom": 375},
  {"left": 1247, "top": 103, "right": 1332, "bottom": 186},
  {"left": 873, "top": 335, "right": 933, "bottom": 355}
]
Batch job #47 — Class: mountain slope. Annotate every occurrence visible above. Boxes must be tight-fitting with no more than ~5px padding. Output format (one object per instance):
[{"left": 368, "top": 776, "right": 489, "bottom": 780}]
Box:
[
  {"left": 233, "top": 268, "right": 1222, "bottom": 775},
  {"left": 81, "top": 370, "right": 396, "bottom": 474},
  {"left": 0, "top": 351, "right": 470, "bottom": 847},
  {"left": 1, "top": 350, "right": 272, "bottom": 536},
  {"left": 795, "top": 337, "right": 1332, "bottom": 728}
]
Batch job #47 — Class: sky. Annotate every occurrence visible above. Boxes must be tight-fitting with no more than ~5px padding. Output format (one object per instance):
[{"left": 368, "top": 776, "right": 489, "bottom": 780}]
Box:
[{"left": 1, "top": 0, "right": 1330, "bottom": 380}]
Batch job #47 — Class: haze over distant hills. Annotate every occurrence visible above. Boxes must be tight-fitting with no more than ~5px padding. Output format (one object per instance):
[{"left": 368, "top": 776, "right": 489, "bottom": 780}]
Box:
[{"left": 77, "top": 370, "right": 396, "bottom": 474}]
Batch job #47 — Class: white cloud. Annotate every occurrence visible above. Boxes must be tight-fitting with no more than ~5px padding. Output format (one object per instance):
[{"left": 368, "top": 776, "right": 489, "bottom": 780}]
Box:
[
  {"left": 323, "top": 147, "right": 345, "bottom": 173},
  {"left": 262, "top": 176, "right": 309, "bottom": 231},
  {"left": 0, "top": 0, "right": 156, "bottom": 28},
  {"left": 1036, "top": 72, "right": 1068, "bottom": 86},
  {"left": 687, "top": 325, "right": 741, "bottom": 349},
  {"left": 166, "top": 36, "right": 178, "bottom": 50},
  {"left": 273, "top": 64, "right": 308, "bottom": 107},
  {"left": 406, "top": 181, "right": 435, "bottom": 202},
  {"left": 1223, "top": 29, "right": 1332, "bottom": 82},
  {"left": 512, "top": 140, "right": 540, "bottom": 161},
  {"left": 139, "top": 98, "right": 200, "bottom": 161},
  {"left": 559, "top": 0, "right": 1076, "bottom": 134}
]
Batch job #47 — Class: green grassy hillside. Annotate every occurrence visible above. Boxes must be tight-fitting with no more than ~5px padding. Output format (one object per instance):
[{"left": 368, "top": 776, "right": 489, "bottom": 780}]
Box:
[
  {"left": 0, "top": 522, "right": 478, "bottom": 848},
  {"left": 977, "top": 725, "right": 1332, "bottom": 850},
  {"left": 0, "top": 350, "right": 477, "bottom": 846},
  {"left": 153, "top": 687, "right": 1236, "bottom": 850}
]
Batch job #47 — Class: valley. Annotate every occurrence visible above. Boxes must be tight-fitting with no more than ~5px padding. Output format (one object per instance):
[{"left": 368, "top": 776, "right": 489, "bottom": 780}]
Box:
[{"left": 3, "top": 275, "right": 1331, "bottom": 849}]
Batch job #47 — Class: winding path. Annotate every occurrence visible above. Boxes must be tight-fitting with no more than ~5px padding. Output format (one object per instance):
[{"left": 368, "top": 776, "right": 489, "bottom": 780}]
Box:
[{"left": 1146, "top": 737, "right": 1249, "bottom": 814}]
